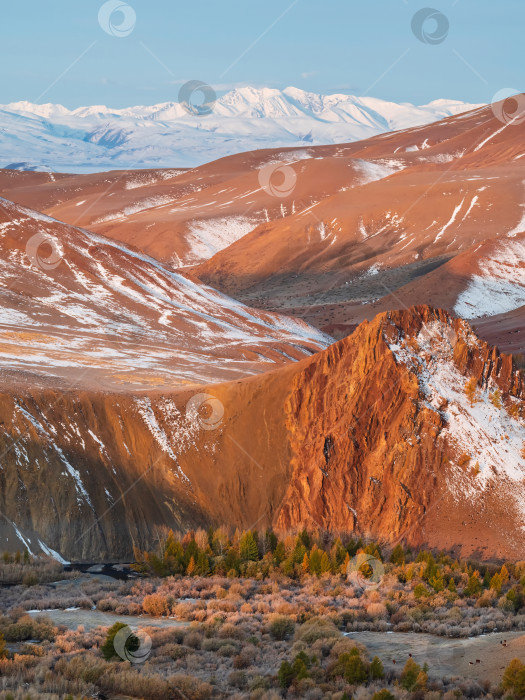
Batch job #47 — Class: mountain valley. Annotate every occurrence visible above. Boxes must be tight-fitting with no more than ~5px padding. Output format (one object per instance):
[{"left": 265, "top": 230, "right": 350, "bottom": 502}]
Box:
[{"left": 0, "top": 99, "right": 523, "bottom": 564}]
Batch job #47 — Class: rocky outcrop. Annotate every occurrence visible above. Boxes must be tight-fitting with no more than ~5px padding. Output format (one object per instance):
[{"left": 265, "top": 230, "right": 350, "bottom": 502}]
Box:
[
  {"left": 1, "top": 307, "right": 523, "bottom": 561},
  {"left": 276, "top": 307, "right": 525, "bottom": 558}
]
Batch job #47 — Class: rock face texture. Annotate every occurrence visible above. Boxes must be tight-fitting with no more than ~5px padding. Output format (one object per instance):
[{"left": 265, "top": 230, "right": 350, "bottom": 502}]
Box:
[
  {"left": 276, "top": 307, "right": 525, "bottom": 560},
  {"left": 0, "top": 391, "right": 203, "bottom": 561},
  {"left": 1, "top": 307, "right": 523, "bottom": 562}
]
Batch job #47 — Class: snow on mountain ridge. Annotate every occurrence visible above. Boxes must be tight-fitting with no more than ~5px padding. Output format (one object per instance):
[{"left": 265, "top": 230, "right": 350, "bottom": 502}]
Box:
[
  {"left": 4, "top": 88, "right": 479, "bottom": 121},
  {"left": 1, "top": 87, "right": 481, "bottom": 172}
]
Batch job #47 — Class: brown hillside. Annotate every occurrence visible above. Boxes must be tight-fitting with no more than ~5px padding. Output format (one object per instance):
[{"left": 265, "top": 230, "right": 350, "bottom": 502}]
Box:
[{"left": 1, "top": 306, "right": 523, "bottom": 561}]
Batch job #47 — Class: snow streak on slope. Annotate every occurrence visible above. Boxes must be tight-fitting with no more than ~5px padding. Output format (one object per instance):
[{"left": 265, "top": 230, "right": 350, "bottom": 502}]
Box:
[
  {"left": 38, "top": 540, "right": 70, "bottom": 565},
  {"left": 134, "top": 398, "right": 190, "bottom": 482},
  {"left": 0, "top": 198, "right": 331, "bottom": 389},
  {"left": 454, "top": 239, "right": 525, "bottom": 318},
  {"left": 14, "top": 400, "right": 94, "bottom": 509},
  {"left": 0, "top": 88, "right": 479, "bottom": 172}
]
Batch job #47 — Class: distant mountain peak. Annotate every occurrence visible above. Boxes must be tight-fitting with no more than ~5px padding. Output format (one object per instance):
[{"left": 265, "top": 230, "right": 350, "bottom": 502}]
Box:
[{"left": 0, "top": 87, "right": 482, "bottom": 172}]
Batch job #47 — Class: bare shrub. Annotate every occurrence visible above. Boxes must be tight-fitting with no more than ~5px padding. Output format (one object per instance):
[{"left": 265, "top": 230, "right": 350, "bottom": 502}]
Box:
[
  {"left": 142, "top": 592, "right": 169, "bottom": 616},
  {"left": 228, "top": 669, "right": 247, "bottom": 689},
  {"left": 217, "top": 622, "right": 244, "bottom": 640},
  {"left": 217, "top": 642, "right": 238, "bottom": 657},
  {"left": 183, "top": 630, "right": 203, "bottom": 649},
  {"left": 294, "top": 617, "right": 341, "bottom": 644},
  {"left": 366, "top": 602, "right": 388, "bottom": 618},
  {"left": 232, "top": 644, "right": 257, "bottom": 669},
  {"left": 170, "top": 675, "right": 213, "bottom": 700},
  {"left": 268, "top": 615, "right": 295, "bottom": 641}
]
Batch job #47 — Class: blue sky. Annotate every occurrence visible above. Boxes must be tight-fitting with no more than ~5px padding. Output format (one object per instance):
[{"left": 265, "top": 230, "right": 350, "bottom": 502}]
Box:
[{"left": 0, "top": 0, "right": 522, "bottom": 107}]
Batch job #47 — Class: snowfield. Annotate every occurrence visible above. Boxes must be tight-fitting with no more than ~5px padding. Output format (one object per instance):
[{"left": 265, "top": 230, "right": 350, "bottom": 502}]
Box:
[{"left": 0, "top": 87, "right": 480, "bottom": 172}]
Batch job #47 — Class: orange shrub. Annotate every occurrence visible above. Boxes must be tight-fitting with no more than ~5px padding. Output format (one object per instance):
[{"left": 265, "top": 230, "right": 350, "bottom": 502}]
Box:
[{"left": 142, "top": 593, "right": 169, "bottom": 617}]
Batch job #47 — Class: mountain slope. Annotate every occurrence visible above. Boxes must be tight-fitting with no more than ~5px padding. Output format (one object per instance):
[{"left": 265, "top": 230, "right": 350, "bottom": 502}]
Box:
[
  {"left": 275, "top": 307, "right": 525, "bottom": 561},
  {"left": 0, "top": 197, "right": 329, "bottom": 391},
  {"left": 0, "top": 87, "right": 479, "bottom": 172},
  {"left": 193, "top": 100, "right": 525, "bottom": 352},
  {"left": 1, "top": 306, "right": 523, "bottom": 561},
  {"left": 1, "top": 99, "right": 522, "bottom": 355},
  {"left": 1, "top": 99, "right": 522, "bottom": 357},
  {"left": 0, "top": 100, "right": 493, "bottom": 269}
]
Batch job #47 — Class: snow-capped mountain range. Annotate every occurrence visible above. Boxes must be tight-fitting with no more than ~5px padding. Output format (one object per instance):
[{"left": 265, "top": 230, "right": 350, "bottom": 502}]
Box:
[{"left": 0, "top": 86, "right": 480, "bottom": 172}]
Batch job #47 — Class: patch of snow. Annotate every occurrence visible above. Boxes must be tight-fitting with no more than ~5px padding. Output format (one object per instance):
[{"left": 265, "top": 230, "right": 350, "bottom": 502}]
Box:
[
  {"left": 388, "top": 320, "right": 525, "bottom": 518},
  {"left": 38, "top": 539, "right": 70, "bottom": 565},
  {"left": 364, "top": 264, "right": 381, "bottom": 277},
  {"left": 93, "top": 195, "right": 173, "bottom": 223},
  {"left": 15, "top": 402, "right": 93, "bottom": 508},
  {"left": 354, "top": 159, "right": 405, "bottom": 184},
  {"left": 507, "top": 184, "right": 525, "bottom": 237},
  {"left": 474, "top": 118, "right": 518, "bottom": 152},
  {"left": 454, "top": 239, "right": 525, "bottom": 318},
  {"left": 461, "top": 195, "right": 479, "bottom": 222},
  {"left": 87, "top": 429, "right": 108, "bottom": 458},
  {"left": 185, "top": 216, "right": 259, "bottom": 264},
  {"left": 435, "top": 198, "right": 465, "bottom": 242},
  {"left": 124, "top": 170, "right": 185, "bottom": 189},
  {"left": 134, "top": 398, "right": 191, "bottom": 482},
  {"left": 12, "top": 523, "right": 34, "bottom": 555}
]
